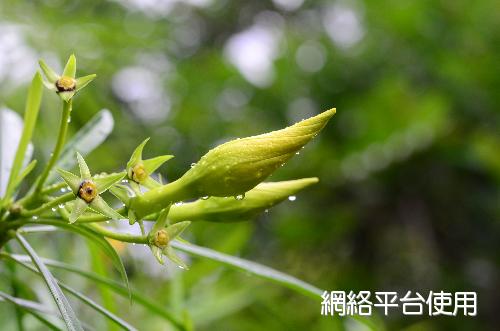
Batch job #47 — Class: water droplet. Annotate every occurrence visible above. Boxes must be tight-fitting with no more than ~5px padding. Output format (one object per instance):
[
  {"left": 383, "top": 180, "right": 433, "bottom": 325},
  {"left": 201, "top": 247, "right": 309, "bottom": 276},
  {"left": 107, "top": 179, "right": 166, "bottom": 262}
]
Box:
[
  {"left": 67, "top": 116, "right": 72, "bottom": 123},
  {"left": 201, "top": 196, "right": 209, "bottom": 200},
  {"left": 60, "top": 187, "right": 67, "bottom": 193},
  {"left": 51, "top": 207, "right": 57, "bottom": 212},
  {"left": 178, "top": 265, "right": 186, "bottom": 270},
  {"left": 235, "top": 194, "right": 245, "bottom": 200},
  {"left": 295, "top": 152, "right": 300, "bottom": 155},
  {"left": 174, "top": 202, "right": 183, "bottom": 206},
  {"left": 121, "top": 180, "right": 128, "bottom": 183},
  {"left": 58, "top": 204, "right": 64, "bottom": 208},
  {"left": 32, "top": 216, "right": 38, "bottom": 220},
  {"left": 288, "top": 195, "right": 296, "bottom": 201},
  {"left": 190, "top": 163, "right": 196, "bottom": 168},
  {"left": 264, "top": 209, "right": 269, "bottom": 213}
]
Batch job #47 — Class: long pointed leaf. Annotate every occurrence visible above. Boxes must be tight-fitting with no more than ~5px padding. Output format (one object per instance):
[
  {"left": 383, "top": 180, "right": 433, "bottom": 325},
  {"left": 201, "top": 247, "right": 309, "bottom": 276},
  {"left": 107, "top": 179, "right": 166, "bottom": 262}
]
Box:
[
  {"left": 3, "top": 253, "right": 185, "bottom": 330},
  {"left": 170, "top": 240, "right": 323, "bottom": 299},
  {"left": 3, "top": 73, "right": 43, "bottom": 201},
  {"left": 15, "top": 233, "right": 83, "bottom": 331},
  {"left": 29, "top": 220, "right": 130, "bottom": 298}
]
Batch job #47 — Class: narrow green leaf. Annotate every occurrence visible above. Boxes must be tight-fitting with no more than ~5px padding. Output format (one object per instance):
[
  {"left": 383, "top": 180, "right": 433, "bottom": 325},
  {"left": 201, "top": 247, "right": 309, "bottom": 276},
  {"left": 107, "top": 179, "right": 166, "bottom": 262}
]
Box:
[
  {"left": 47, "top": 109, "right": 114, "bottom": 184},
  {"left": 27, "top": 220, "right": 130, "bottom": 298},
  {"left": 15, "top": 233, "right": 84, "bottom": 331},
  {"left": 170, "top": 240, "right": 323, "bottom": 299},
  {"left": 94, "top": 172, "right": 126, "bottom": 194},
  {"left": 3, "top": 253, "right": 185, "bottom": 330},
  {"left": 3, "top": 254, "right": 137, "bottom": 331},
  {"left": 62, "top": 54, "right": 76, "bottom": 78},
  {"left": 12, "top": 159, "right": 37, "bottom": 191},
  {"left": 4, "top": 73, "right": 43, "bottom": 201},
  {"left": 0, "top": 291, "right": 63, "bottom": 330}
]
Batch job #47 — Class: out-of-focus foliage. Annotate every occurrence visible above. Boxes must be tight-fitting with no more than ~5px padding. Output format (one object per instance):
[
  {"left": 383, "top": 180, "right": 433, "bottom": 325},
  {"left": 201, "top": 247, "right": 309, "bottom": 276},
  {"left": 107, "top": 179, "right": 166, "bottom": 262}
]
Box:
[{"left": 0, "top": 0, "right": 498, "bottom": 330}]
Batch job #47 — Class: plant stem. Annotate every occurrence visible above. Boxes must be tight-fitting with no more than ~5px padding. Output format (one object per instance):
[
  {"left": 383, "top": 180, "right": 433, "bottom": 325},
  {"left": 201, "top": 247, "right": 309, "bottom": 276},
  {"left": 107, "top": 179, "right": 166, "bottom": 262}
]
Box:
[
  {"left": 35, "top": 100, "right": 72, "bottom": 192},
  {"left": 21, "top": 193, "right": 74, "bottom": 217},
  {"left": 86, "top": 223, "right": 148, "bottom": 244}
]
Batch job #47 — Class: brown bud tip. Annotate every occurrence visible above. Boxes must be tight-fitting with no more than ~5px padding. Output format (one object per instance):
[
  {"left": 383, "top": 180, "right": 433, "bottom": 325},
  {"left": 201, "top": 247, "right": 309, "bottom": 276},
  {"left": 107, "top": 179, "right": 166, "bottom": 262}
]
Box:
[
  {"left": 55, "top": 76, "right": 76, "bottom": 92},
  {"left": 131, "top": 163, "right": 148, "bottom": 183},
  {"left": 154, "top": 229, "right": 169, "bottom": 248},
  {"left": 78, "top": 180, "right": 97, "bottom": 203}
]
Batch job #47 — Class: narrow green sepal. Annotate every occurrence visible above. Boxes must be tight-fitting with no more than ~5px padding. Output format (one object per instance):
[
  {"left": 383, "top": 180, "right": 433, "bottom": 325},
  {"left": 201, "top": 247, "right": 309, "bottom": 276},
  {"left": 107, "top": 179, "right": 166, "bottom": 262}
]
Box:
[
  {"left": 75, "top": 74, "right": 96, "bottom": 92},
  {"left": 165, "top": 221, "right": 190, "bottom": 240},
  {"left": 59, "top": 91, "right": 76, "bottom": 102},
  {"left": 142, "top": 176, "right": 162, "bottom": 189},
  {"left": 38, "top": 59, "right": 59, "bottom": 83},
  {"left": 142, "top": 155, "right": 174, "bottom": 174},
  {"left": 163, "top": 246, "right": 188, "bottom": 270},
  {"left": 69, "top": 198, "right": 88, "bottom": 223},
  {"left": 42, "top": 79, "right": 58, "bottom": 91},
  {"left": 94, "top": 172, "right": 126, "bottom": 194},
  {"left": 128, "top": 209, "right": 137, "bottom": 225},
  {"left": 76, "top": 152, "right": 91, "bottom": 179},
  {"left": 151, "top": 246, "right": 164, "bottom": 264},
  {"left": 89, "top": 195, "right": 123, "bottom": 220},
  {"left": 57, "top": 168, "right": 81, "bottom": 195},
  {"left": 63, "top": 54, "right": 76, "bottom": 78},
  {"left": 109, "top": 184, "right": 132, "bottom": 206},
  {"left": 127, "top": 138, "right": 150, "bottom": 169}
]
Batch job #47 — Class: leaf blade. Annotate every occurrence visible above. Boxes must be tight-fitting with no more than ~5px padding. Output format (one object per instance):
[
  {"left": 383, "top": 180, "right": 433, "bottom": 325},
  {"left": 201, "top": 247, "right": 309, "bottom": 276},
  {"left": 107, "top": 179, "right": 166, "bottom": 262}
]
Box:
[{"left": 15, "top": 233, "right": 83, "bottom": 331}]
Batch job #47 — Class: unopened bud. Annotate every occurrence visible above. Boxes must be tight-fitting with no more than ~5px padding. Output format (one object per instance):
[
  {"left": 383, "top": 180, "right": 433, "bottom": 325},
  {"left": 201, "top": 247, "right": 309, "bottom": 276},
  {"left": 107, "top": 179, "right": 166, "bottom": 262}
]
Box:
[{"left": 154, "top": 229, "right": 169, "bottom": 248}]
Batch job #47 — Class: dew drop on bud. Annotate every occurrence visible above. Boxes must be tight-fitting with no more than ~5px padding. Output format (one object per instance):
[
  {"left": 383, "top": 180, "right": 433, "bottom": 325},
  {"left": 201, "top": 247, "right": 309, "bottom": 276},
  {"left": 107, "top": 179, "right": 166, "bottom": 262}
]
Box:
[
  {"left": 174, "top": 202, "right": 183, "bottom": 206},
  {"left": 67, "top": 116, "right": 72, "bottom": 123},
  {"left": 288, "top": 195, "right": 296, "bottom": 201},
  {"left": 58, "top": 204, "right": 64, "bottom": 208},
  {"left": 60, "top": 188, "right": 67, "bottom": 193},
  {"left": 51, "top": 207, "right": 57, "bottom": 212},
  {"left": 201, "top": 196, "right": 209, "bottom": 200},
  {"left": 190, "top": 163, "right": 196, "bottom": 168},
  {"left": 235, "top": 194, "right": 245, "bottom": 200}
]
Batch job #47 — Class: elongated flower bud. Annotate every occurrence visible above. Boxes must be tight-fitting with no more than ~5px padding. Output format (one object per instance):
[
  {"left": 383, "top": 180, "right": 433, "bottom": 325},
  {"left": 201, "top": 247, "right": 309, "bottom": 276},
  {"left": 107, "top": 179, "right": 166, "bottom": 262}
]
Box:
[
  {"left": 130, "top": 108, "right": 335, "bottom": 217},
  {"left": 168, "top": 178, "right": 318, "bottom": 223}
]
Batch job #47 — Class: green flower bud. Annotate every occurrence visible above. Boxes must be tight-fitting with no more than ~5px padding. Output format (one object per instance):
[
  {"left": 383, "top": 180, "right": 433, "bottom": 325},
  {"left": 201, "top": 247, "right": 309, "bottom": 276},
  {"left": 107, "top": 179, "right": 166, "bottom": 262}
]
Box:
[
  {"left": 178, "top": 108, "right": 335, "bottom": 197},
  {"left": 168, "top": 178, "right": 318, "bottom": 223}
]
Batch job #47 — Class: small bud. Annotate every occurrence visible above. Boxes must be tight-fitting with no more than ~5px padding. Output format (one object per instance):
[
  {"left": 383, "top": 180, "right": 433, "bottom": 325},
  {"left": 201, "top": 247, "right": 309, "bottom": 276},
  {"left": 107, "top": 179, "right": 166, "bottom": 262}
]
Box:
[
  {"left": 78, "top": 180, "right": 97, "bottom": 203},
  {"left": 55, "top": 76, "right": 76, "bottom": 92},
  {"left": 130, "top": 163, "right": 148, "bottom": 183},
  {"left": 154, "top": 229, "right": 169, "bottom": 248}
]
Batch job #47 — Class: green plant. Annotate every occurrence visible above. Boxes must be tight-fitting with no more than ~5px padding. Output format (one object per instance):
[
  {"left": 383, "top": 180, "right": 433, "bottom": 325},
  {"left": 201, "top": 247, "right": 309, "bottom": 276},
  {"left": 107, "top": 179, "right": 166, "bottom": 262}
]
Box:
[{"left": 0, "top": 55, "right": 337, "bottom": 330}]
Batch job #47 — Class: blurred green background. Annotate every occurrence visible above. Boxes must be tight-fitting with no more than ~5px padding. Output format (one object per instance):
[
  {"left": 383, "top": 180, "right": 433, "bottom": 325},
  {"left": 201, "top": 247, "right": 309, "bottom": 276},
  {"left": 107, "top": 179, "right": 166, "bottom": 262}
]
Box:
[{"left": 0, "top": 0, "right": 499, "bottom": 330}]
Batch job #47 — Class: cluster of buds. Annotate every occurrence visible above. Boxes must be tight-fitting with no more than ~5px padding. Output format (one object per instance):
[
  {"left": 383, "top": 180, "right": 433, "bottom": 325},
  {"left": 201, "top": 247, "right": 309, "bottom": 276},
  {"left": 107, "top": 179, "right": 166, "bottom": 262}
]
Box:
[{"left": 48, "top": 55, "right": 336, "bottom": 269}]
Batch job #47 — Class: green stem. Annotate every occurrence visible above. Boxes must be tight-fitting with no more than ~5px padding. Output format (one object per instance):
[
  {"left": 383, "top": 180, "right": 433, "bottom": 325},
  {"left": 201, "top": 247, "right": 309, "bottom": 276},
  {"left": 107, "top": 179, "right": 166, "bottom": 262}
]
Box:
[
  {"left": 130, "top": 178, "right": 192, "bottom": 218},
  {"left": 20, "top": 193, "right": 74, "bottom": 217},
  {"left": 85, "top": 223, "right": 147, "bottom": 244},
  {"left": 35, "top": 100, "right": 72, "bottom": 192}
]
